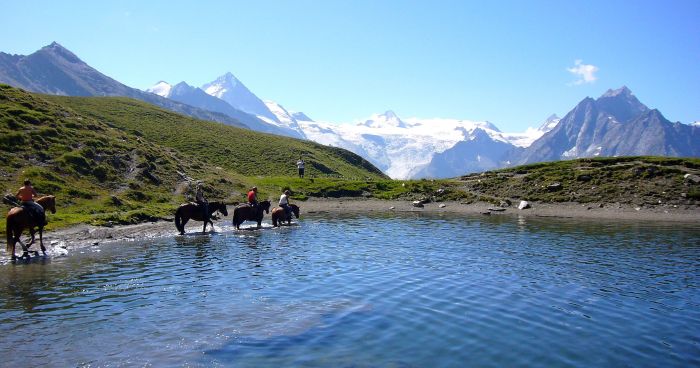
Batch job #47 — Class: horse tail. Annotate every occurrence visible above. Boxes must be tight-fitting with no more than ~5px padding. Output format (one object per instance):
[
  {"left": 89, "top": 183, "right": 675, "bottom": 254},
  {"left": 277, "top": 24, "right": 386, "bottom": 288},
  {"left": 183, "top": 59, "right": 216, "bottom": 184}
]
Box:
[
  {"left": 232, "top": 208, "right": 240, "bottom": 227},
  {"left": 6, "top": 215, "right": 14, "bottom": 253},
  {"left": 175, "top": 207, "right": 184, "bottom": 233},
  {"left": 271, "top": 211, "right": 278, "bottom": 227}
]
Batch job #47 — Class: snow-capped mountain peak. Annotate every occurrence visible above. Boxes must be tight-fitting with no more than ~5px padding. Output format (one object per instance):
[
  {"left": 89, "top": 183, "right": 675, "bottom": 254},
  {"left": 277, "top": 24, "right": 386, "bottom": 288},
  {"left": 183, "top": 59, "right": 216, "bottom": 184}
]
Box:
[
  {"left": 691, "top": 121, "right": 700, "bottom": 127},
  {"left": 538, "top": 114, "right": 561, "bottom": 132},
  {"left": 146, "top": 81, "right": 172, "bottom": 97},
  {"left": 201, "top": 72, "right": 280, "bottom": 123},
  {"left": 202, "top": 72, "right": 240, "bottom": 98},
  {"left": 360, "top": 110, "right": 407, "bottom": 128}
]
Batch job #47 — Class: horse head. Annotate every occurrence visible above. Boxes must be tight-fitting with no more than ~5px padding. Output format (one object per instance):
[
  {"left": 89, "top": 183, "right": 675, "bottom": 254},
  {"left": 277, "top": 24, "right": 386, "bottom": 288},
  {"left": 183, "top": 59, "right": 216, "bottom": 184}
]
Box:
[
  {"left": 291, "top": 204, "right": 300, "bottom": 218},
  {"left": 37, "top": 195, "right": 56, "bottom": 214},
  {"left": 215, "top": 202, "right": 228, "bottom": 217}
]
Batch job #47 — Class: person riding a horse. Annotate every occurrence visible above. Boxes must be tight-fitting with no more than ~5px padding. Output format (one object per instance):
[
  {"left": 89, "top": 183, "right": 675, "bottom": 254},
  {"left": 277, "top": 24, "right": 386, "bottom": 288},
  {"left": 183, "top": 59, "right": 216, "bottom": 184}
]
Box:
[
  {"left": 247, "top": 186, "right": 258, "bottom": 209},
  {"left": 16, "top": 180, "right": 46, "bottom": 227},
  {"left": 195, "top": 182, "right": 210, "bottom": 222},
  {"left": 279, "top": 189, "right": 293, "bottom": 221}
]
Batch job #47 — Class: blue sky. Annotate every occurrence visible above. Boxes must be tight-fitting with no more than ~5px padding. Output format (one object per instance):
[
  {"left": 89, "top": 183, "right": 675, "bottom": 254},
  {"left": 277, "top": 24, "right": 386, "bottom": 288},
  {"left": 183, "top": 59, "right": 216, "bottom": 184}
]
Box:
[{"left": 2, "top": 0, "right": 698, "bottom": 131}]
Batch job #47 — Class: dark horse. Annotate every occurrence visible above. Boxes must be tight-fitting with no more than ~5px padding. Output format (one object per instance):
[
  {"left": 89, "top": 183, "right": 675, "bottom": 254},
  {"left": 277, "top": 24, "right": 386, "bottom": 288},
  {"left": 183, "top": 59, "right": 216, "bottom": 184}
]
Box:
[
  {"left": 271, "top": 204, "right": 300, "bottom": 227},
  {"left": 6, "top": 195, "right": 56, "bottom": 261},
  {"left": 174, "top": 201, "right": 228, "bottom": 234},
  {"left": 232, "top": 200, "right": 271, "bottom": 229}
]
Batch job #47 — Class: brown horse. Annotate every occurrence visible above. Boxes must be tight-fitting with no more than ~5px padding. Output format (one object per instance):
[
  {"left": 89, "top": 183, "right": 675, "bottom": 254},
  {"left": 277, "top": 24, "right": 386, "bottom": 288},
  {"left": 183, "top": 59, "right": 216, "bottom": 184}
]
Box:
[
  {"left": 6, "top": 195, "right": 56, "bottom": 261},
  {"left": 271, "top": 204, "right": 300, "bottom": 227},
  {"left": 232, "top": 200, "right": 271, "bottom": 229},
  {"left": 174, "top": 201, "right": 228, "bottom": 234}
]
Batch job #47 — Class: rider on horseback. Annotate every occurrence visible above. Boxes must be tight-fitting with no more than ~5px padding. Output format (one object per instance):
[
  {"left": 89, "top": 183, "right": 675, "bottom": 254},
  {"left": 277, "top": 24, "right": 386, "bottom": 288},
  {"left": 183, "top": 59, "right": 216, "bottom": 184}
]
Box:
[
  {"left": 247, "top": 186, "right": 258, "bottom": 210},
  {"left": 279, "top": 189, "right": 292, "bottom": 221},
  {"left": 16, "top": 180, "right": 46, "bottom": 226},
  {"left": 195, "top": 182, "right": 210, "bottom": 222}
]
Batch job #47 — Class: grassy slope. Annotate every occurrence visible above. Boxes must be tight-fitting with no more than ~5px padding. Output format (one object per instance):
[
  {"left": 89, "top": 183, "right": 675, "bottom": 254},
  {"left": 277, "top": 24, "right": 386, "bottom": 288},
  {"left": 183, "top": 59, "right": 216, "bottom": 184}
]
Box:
[
  {"left": 458, "top": 157, "right": 700, "bottom": 206},
  {"left": 0, "top": 85, "right": 389, "bottom": 233},
  {"left": 45, "top": 95, "right": 386, "bottom": 180}
]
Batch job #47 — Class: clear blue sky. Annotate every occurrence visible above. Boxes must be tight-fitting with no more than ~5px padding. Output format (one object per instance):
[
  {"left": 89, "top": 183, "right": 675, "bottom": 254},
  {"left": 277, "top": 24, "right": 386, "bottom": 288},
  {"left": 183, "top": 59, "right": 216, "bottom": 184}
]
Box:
[{"left": 2, "top": 0, "right": 699, "bottom": 131}]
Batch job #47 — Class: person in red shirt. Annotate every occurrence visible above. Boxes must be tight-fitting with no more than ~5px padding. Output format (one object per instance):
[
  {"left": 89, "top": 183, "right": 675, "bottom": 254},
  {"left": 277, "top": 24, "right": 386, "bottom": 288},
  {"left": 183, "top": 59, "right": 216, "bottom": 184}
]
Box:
[
  {"left": 247, "top": 186, "right": 258, "bottom": 208},
  {"left": 16, "top": 180, "right": 46, "bottom": 226}
]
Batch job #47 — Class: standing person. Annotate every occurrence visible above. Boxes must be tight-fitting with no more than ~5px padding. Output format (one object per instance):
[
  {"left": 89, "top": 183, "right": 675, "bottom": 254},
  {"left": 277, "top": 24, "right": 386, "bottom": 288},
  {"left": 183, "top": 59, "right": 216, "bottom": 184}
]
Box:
[
  {"left": 296, "top": 156, "right": 305, "bottom": 178},
  {"left": 195, "top": 182, "right": 210, "bottom": 222},
  {"left": 247, "top": 186, "right": 258, "bottom": 208},
  {"left": 16, "top": 179, "right": 46, "bottom": 226},
  {"left": 279, "top": 189, "right": 292, "bottom": 220}
]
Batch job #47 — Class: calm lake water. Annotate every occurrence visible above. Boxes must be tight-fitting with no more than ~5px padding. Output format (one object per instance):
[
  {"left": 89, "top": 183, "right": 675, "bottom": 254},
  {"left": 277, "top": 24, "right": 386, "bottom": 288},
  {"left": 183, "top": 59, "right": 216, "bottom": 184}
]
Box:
[{"left": 1, "top": 213, "right": 699, "bottom": 367}]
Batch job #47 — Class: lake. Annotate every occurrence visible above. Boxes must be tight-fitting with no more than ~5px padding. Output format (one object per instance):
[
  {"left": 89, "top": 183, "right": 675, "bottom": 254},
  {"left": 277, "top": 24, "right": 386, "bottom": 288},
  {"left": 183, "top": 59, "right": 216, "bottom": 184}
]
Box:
[{"left": 1, "top": 213, "right": 699, "bottom": 367}]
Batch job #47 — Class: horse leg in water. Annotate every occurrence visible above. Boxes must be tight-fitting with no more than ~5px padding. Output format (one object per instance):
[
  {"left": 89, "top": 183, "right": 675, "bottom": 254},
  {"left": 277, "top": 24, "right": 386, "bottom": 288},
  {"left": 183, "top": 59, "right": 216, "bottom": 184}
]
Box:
[
  {"left": 15, "top": 237, "right": 30, "bottom": 261},
  {"left": 179, "top": 216, "right": 189, "bottom": 235},
  {"left": 203, "top": 215, "right": 215, "bottom": 233},
  {"left": 7, "top": 229, "right": 16, "bottom": 261},
  {"left": 37, "top": 227, "right": 46, "bottom": 256},
  {"left": 27, "top": 228, "right": 40, "bottom": 257}
]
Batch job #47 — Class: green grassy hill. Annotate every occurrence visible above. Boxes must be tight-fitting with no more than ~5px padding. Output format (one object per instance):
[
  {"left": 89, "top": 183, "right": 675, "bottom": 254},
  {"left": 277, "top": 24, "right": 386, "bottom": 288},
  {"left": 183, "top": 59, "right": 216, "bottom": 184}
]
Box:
[
  {"left": 0, "top": 84, "right": 388, "bottom": 232},
  {"left": 44, "top": 94, "right": 385, "bottom": 180}
]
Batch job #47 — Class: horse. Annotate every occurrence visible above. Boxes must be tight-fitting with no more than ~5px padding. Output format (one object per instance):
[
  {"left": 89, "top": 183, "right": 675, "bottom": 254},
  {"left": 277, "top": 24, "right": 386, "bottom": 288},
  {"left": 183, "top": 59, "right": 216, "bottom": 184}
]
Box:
[
  {"left": 271, "top": 204, "right": 300, "bottom": 227},
  {"left": 232, "top": 200, "right": 271, "bottom": 229},
  {"left": 6, "top": 195, "right": 56, "bottom": 261},
  {"left": 174, "top": 201, "right": 228, "bottom": 234}
]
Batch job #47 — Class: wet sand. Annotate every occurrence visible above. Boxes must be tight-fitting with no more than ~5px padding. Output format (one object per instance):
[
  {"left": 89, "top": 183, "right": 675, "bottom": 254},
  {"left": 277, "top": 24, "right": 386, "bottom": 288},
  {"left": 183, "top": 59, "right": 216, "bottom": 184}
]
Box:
[{"left": 43, "top": 198, "right": 700, "bottom": 251}]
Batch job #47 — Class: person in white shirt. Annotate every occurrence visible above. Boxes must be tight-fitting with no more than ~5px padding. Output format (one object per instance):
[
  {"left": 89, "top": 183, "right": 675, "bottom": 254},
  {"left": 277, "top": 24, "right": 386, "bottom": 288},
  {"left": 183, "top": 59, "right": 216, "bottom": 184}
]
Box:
[
  {"left": 279, "top": 189, "right": 292, "bottom": 220},
  {"left": 296, "top": 157, "right": 305, "bottom": 178}
]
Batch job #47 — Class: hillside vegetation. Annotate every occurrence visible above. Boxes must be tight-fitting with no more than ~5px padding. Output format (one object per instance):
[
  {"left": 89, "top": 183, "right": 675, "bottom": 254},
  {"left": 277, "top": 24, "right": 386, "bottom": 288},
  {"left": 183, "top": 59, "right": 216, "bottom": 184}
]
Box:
[
  {"left": 458, "top": 157, "right": 700, "bottom": 207},
  {"left": 2, "top": 84, "right": 698, "bottom": 234},
  {"left": 45, "top": 95, "right": 385, "bottom": 180},
  {"left": 0, "top": 85, "right": 388, "bottom": 232}
]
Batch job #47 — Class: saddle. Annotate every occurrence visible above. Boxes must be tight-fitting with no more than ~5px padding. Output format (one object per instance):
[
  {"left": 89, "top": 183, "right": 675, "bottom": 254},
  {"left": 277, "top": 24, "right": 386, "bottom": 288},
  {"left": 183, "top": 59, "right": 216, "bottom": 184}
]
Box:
[{"left": 22, "top": 201, "right": 46, "bottom": 226}]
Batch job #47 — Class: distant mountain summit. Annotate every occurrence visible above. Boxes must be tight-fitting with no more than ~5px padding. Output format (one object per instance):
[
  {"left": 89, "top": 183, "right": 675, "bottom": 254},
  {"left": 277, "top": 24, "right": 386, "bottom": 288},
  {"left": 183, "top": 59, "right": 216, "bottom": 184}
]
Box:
[
  {"left": 360, "top": 110, "right": 408, "bottom": 129},
  {"left": 516, "top": 87, "right": 700, "bottom": 163},
  {"left": 144, "top": 80, "right": 297, "bottom": 136},
  {"left": 538, "top": 114, "right": 561, "bottom": 132},
  {"left": 202, "top": 72, "right": 279, "bottom": 122}
]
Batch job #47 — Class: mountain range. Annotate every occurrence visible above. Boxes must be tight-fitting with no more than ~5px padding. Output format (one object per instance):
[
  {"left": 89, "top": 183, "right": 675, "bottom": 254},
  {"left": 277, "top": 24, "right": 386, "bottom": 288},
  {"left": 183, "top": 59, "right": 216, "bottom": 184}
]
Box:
[
  {"left": 1, "top": 42, "right": 698, "bottom": 179},
  {"left": 0, "top": 42, "right": 298, "bottom": 137}
]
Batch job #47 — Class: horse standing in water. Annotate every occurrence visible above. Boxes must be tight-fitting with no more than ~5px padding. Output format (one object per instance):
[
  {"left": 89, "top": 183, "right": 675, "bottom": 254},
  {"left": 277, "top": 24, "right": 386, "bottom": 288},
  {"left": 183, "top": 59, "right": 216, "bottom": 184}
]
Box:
[
  {"left": 271, "top": 204, "right": 300, "bottom": 227},
  {"left": 6, "top": 195, "right": 56, "bottom": 261},
  {"left": 174, "top": 201, "right": 228, "bottom": 234},
  {"left": 232, "top": 200, "right": 271, "bottom": 229}
]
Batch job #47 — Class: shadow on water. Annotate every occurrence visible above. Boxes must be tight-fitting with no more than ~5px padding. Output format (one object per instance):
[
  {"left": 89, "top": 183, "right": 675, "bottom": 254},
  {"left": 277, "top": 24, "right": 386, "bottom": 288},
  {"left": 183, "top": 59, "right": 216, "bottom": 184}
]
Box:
[{"left": 203, "top": 300, "right": 415, "bottom": 367}]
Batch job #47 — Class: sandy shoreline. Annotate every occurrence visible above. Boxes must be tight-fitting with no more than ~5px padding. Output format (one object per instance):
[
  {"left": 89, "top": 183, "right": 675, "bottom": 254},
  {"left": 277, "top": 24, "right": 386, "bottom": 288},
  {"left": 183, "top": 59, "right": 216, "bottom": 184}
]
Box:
[{"left": 38, "top": 198, "right": 700, "bottom": 252}]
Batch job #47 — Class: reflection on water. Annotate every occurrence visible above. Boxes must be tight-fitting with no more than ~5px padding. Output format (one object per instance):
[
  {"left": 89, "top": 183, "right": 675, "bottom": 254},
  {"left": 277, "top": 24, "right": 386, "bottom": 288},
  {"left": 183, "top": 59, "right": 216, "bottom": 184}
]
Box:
[{"left": 0, "top": 213, "right": 699, "bottom": 367}]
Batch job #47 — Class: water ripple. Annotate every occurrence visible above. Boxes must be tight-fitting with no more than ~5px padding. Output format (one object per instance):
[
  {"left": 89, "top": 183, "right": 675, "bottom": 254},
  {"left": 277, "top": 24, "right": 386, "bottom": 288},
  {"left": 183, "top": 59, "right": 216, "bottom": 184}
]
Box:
[{"left": 1, "top": 214, "right": 699, "bottom": 367}]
